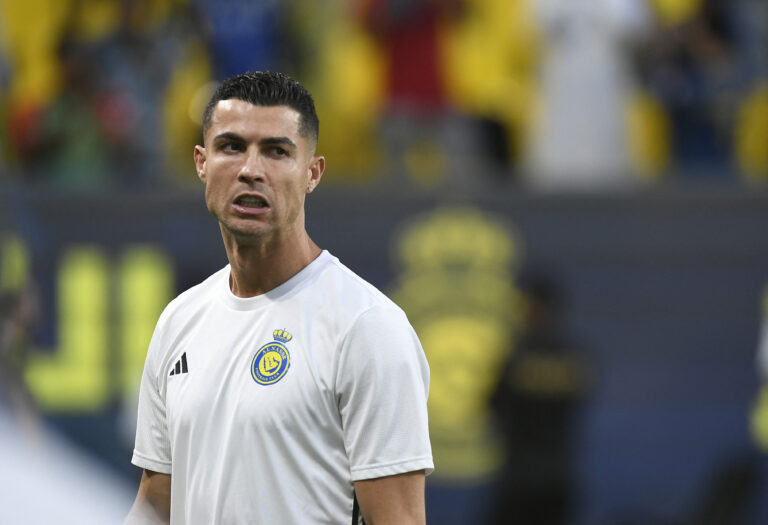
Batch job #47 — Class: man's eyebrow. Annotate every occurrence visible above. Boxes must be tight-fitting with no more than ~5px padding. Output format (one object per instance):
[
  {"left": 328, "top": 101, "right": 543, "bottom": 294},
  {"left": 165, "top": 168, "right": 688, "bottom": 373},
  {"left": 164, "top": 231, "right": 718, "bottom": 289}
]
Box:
[
  {"left": 210, "top": 133, "right": 297, "bottom": 149},
  {"left": 212, "top": 131, "right": 245, "bottom": 143},
  {"left": 259, "top": 136, "right": 297, "bottom": 148}
]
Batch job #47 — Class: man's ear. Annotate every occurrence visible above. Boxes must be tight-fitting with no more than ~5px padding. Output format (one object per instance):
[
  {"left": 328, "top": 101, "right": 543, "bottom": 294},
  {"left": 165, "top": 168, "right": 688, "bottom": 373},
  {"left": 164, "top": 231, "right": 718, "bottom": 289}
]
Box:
[
  {"left": 307, "top": 155, "right": 325, "bottom": 193},
  {"left": 194, "top": 145, "right": 207, "bottom": 183}
]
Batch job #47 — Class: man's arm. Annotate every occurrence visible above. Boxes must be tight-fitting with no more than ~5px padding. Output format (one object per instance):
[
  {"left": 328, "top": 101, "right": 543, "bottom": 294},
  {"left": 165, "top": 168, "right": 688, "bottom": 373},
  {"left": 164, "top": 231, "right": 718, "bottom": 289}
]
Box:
[
  {"left": 354, "top": 470, "right": 426, "bottom": 525},
  {"left": 123, "top": 469, "right": 171, "bottom": 524}
]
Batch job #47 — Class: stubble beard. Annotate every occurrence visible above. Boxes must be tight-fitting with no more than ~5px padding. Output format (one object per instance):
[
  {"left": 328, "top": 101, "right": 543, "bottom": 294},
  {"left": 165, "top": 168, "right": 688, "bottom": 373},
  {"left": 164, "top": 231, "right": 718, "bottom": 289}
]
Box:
[
  {"left": 219, "top": 217, "right": 273, "bottom": 249},
  {"left": 213, "top": 197, "right": 305, "bottom": 251}
]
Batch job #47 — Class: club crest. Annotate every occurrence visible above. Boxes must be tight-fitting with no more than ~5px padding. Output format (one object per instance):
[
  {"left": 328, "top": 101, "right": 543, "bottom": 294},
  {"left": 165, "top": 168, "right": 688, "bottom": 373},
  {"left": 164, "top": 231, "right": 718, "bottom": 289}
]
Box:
[{"left": 251, "top": 329, "right": 292, "bottom": 385}]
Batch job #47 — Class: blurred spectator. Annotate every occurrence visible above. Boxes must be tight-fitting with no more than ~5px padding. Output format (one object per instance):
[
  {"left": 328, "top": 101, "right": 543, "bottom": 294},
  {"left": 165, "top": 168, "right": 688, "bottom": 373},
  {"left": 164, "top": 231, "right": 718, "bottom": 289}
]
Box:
[
  {"left": 487, "top": 272, "right": 590, "bottom": 525},
  {"left": 359, "top": 0, "right": 492, "bottom": 189},
  {"left": 439, "top": 0, "right": 541, "bottom": 180},
  {"left": 84, "top": 0, "right": 192, "bottom": 185},
  {"left": 293, "top": 0, "right": 387, "bottom": 181},
  {"left": 638, "top": 0, "right": 760, "bottom": 179},
  {"left": 523, "top": 0, "right": 651, "bottom": 190},
  {"left": 158, "top": 4, "right": 214, "bottom": 180},
  {"left": 1, "top": 0, "right": 70, "bottom": 179},
  {"left": 9, "top": 37, "right": 127, "bottom": 186},
  {"left": 360, "top": 0, "right": 457, "bottom": 117},
  {"left": 193, "top": 0, "right": 287, "bottom": 79}
]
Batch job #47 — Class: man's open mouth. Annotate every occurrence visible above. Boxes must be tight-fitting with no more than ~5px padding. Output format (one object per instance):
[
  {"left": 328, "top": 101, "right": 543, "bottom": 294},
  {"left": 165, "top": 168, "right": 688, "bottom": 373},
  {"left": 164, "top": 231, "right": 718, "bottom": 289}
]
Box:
[{"left": 235, "top": 195, "right": 268, "bottom": 208}]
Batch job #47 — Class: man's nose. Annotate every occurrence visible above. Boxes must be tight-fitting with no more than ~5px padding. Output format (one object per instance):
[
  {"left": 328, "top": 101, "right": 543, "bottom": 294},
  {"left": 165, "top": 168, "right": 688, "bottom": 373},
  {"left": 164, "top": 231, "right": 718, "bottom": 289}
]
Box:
[{"left": 238, "top": 150, "right": 265, "bottom": 183}]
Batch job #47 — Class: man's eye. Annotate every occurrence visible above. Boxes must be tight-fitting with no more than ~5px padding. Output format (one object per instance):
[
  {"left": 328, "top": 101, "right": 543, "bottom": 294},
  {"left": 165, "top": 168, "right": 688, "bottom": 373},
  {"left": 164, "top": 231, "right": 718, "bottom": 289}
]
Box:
[
  {"left": 271, "top": 147, "right": 288, "bottom": 157},
  {"left": 221, "top": 142, "right": 243, "bottom": 152}
]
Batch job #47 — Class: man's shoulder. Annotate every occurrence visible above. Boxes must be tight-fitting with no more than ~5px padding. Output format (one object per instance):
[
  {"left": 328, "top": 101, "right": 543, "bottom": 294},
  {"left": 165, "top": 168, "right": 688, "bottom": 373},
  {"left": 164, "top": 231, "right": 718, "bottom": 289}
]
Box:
[{"left": 319, "top": 254, "right": 404, "bottom": 318}]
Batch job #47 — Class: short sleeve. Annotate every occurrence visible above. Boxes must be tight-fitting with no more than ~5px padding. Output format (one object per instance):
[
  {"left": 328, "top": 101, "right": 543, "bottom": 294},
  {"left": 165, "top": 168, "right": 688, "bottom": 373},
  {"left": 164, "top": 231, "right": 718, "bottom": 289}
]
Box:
[
  {"left": 336, "top": 304, "right": 433, "bottom": 481},
  {"left": 131, "top": 321, "right": 172, "bottom": 474}
]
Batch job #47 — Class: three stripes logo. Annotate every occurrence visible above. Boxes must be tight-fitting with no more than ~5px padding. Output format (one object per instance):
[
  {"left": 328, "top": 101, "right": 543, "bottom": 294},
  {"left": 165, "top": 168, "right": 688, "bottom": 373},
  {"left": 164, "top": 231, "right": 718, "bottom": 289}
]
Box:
[{"left": 169, "top": 352, "right": 189, "bottom": 376}]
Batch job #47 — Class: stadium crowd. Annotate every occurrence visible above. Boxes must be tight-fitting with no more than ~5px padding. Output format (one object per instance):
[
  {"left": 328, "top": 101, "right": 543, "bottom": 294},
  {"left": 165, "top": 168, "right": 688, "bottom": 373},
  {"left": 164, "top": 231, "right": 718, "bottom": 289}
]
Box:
[{"left": 0, "top": 0, "right": 765, "bottom": 191}]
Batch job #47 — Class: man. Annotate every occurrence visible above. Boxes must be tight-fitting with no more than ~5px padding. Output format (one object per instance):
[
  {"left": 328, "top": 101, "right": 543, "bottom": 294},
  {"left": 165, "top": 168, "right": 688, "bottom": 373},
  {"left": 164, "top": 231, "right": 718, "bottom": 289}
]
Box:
[{"left": 125, "top": 71, "right": 433, "bottom": 524}]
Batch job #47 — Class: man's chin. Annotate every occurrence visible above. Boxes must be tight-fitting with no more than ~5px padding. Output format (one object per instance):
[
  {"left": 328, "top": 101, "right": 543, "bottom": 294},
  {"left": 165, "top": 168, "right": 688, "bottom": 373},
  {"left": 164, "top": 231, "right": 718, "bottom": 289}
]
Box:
[{"left": 220, "top": 222, "right": 270, "bottom": 245}]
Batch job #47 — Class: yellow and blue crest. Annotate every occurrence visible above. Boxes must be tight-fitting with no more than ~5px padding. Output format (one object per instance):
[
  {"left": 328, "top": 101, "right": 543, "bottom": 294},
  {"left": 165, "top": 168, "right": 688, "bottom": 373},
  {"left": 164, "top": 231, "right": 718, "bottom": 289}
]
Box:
[{"left": 251, "top": 329, "right": 292, "bottom": 385}]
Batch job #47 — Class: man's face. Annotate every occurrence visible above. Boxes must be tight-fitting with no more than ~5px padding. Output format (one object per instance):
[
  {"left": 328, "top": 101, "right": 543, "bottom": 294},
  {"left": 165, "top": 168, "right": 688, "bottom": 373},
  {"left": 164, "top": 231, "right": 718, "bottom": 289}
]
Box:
[{"left": 194, "top": 100, "right": 324, "bottom": 246}]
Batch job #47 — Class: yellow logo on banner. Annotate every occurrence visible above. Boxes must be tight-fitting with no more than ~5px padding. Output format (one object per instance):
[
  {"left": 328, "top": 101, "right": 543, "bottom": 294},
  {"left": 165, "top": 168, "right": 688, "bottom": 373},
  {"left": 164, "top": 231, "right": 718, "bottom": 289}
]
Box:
[{"left": 389, "top": 206, "right": 524, "bottom": 481}]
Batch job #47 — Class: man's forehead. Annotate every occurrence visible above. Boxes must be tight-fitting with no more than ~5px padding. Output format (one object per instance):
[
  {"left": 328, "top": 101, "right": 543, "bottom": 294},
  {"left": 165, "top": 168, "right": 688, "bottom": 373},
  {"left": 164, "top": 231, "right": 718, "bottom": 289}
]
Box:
[{"left": 209, "top": 100, "right": 302, "bottom": 134}]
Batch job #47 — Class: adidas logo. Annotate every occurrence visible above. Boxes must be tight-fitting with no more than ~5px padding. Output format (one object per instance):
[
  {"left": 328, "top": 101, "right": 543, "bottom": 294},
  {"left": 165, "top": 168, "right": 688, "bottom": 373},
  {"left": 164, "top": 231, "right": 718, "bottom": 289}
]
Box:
[{"left": 170, "top": 352, "right": 189, "bottom": 376}]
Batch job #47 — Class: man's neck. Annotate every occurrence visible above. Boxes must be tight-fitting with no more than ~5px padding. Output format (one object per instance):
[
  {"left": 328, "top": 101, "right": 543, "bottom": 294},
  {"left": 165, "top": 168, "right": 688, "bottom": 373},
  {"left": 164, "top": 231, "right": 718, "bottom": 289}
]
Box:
[{"left": 222, "top": 231, "right": 322, "bottom": 298}]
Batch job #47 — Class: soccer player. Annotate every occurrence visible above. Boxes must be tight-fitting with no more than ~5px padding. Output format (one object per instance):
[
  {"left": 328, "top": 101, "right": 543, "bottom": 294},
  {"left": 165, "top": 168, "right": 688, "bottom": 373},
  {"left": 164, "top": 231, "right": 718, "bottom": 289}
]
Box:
[{"left": 124, "top": 71, "right": 433, "bottom": 524}]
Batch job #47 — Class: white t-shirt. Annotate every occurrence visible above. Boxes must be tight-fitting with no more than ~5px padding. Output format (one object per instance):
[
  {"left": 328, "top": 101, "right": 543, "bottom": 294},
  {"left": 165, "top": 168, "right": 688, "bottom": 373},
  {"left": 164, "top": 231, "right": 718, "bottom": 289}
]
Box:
[{"left": 132, "top": 251, "right": 433, "bottom": 524}]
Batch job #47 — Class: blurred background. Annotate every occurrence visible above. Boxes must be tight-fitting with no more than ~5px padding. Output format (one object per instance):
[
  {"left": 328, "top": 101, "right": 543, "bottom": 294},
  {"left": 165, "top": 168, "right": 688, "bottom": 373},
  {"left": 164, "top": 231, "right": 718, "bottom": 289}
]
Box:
[{"left": 1, "top": 0, "right": 768, "bottom": 523}]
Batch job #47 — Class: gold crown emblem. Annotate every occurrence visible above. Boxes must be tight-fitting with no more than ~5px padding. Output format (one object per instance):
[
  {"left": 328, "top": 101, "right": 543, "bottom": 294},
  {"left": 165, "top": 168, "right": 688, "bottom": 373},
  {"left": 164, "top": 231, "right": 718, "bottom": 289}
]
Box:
[{"left": 273, "top": 329, "right": 292, "bottom": 343}]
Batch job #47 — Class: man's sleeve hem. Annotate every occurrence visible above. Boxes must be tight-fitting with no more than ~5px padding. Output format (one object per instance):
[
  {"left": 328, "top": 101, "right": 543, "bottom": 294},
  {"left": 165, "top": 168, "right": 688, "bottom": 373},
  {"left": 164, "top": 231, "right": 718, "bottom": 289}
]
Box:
[
  {"left": 351, "top": 457, "right": 434, "bottom": 481},
  {"left": 131, "top": 451, "right": 172, "bottom": 474}
]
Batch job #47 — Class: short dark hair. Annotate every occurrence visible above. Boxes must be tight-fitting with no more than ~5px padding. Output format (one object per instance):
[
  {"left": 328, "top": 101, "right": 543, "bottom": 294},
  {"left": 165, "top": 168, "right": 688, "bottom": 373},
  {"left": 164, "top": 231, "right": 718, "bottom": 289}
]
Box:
[{"left": 202, "top": 71, "right": 319, "bottom": 147}]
